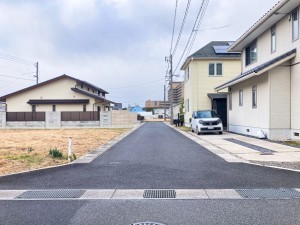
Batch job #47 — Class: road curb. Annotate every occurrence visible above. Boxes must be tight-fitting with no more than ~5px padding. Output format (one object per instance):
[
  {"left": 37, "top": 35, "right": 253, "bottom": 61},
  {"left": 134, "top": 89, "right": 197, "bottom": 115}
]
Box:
[{"left": 2, "top": 188, "right": 300, "bottom": 200}]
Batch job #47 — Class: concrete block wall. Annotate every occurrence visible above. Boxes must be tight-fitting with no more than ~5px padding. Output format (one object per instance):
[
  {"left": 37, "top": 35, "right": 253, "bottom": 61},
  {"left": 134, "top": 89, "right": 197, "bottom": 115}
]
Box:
[
  {"left": 46, "top": 112, "right": 61, "bottom": 128},
  {"left": 0, "top": 112, "right": 6, "bottom": 128},
  {"left": 100, "top": 111, "right": 112, "bottom": 127},
  {"left": 0, "top": 111, "right": 138, "bottom": 129},
  {"left": 111, "top": 111, "right": 138, "bottom": 128}
]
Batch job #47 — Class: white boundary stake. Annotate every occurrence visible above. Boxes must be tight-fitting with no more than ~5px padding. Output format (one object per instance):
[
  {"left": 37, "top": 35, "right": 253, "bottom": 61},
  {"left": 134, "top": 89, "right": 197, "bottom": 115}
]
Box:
[{"left": 68, "top": 137, "right": 72, "bottom": 162}]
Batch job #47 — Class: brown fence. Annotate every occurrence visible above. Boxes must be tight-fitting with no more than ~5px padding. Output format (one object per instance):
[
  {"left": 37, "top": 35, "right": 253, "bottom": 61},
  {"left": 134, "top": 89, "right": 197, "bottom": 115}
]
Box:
[
  {"left": 61, "top": 111, "right": 100, "bottom": 121},
  {"left": 6, "top": 112, "right": 46, "bottom": 122}
]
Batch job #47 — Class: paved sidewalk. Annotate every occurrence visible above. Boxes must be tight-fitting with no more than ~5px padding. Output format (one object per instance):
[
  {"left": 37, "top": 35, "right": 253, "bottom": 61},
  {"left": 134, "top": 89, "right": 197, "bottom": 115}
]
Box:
[{"left": 168, "top": 124, "right": 300, "bottom": 171}]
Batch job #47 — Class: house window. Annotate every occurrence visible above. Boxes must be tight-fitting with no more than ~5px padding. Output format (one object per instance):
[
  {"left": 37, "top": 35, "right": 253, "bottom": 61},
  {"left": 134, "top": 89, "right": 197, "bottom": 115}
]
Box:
[
  {"left": 209, "top": 63, "right": 215, "bottom": 75},
  {"left": 239, "top": 90, "right": 243, "bottom": 106},
  {"left": 87, "top": 88, "right": 90, "bottom": 91},
  {"left": 271, "top": 26, "right": 276, "bottom": 52},
  {"left": 185, "top": 66, "right": 190, "bottom": 81},
  {"left": 252, "top": 86, "right": 257, "bottom": 108},
  {"left": 32, "top": 105, "right": 36, "bottom": 112},
  {"left": 92, "top": 90, "right": 95, "bottom": 93},
  {"left": 229, "top": 92, "right": 232, "bottom": 110},
  {"left": 83, "top": 105, "right": 86, "bottom": 112},
  {"left": 245, "top": 40, "right": 257, "bottom": 66},
  {"left": 98, "top": 91, "right": 101, "bottom": 96},
  {"left": 80, "top": 85, "right": 83, "bottom": 89},
  {"left": 216, "top": 63, "right": 222, "bottom": 75},
  {"left": 52, "top": 105, "right": 56, "bottom": 112},
  {"left": 209, "top": 63, "right": 222, "bottom": 76},
  {"left": 97, "top": 106, "right": 101, "bottom": 111},
  {"left": 292, "top": 9, "right": 299, "bottom": 41}
]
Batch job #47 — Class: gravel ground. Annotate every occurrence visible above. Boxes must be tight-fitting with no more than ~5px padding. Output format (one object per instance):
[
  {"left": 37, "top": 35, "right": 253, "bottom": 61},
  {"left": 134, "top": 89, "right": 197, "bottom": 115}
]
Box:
[{"left": 250, "top": 161, "right": 300, "bottom": 171}]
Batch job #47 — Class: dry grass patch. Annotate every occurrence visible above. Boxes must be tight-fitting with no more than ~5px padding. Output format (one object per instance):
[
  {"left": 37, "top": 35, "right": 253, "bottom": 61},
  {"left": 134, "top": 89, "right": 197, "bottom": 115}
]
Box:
[{"left": 0, "top": 128, "right": 128, "bottom": 175}]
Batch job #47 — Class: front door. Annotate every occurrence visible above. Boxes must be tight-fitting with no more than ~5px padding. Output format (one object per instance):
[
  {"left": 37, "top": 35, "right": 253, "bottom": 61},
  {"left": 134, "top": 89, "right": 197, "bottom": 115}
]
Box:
[{"left": 212, "top": 98, "right": 227, "bottom": 128}]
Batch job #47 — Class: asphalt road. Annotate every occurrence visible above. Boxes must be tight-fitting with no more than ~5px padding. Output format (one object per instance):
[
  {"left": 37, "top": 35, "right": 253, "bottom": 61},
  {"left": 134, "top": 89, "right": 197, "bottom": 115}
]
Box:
[
  {"left": 2, "top": 199, "right": 300, "bottom": 225},
  {"left": 2, "top": 122, "right": 300, "bottom": 225},
  {"left": 1, "top": 122, "right": 300, "bottom": 189}
]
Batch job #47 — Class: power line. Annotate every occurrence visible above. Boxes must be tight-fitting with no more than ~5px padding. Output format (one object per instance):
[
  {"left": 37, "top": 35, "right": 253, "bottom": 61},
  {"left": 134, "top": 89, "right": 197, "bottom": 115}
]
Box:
[
  {"left": 196, "top": 24, "right": 230, "bottom": 31},
  {"left": 185, "top": 0, "right": 209, "bottom": 58},
  {"left": 0, "top": 74, "right": 35, "bottom": 81},
  {"left": 174, "top": 0, "right": 209, "bottom": 74},
  {"left": 108, "top": 79, "right": 165, "bottom": 89},
  {"left": 170, "top": 0, "right": 178, "bottom": 55},
  {"left": 0, "top": 52, "right": 34, "bottom": 66},
  {"left": 172, "top": 0, "right": 192, "bottom": 56}
]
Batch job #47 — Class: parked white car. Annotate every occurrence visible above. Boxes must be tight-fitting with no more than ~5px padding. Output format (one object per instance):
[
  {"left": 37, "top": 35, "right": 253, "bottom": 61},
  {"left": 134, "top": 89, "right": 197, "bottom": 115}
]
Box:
[{"left": 191, "top": 110, "right": 223, "bottom": 135}]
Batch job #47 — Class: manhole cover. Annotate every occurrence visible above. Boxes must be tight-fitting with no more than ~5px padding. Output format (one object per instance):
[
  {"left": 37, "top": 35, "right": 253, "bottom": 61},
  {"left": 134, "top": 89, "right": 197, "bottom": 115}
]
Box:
[
  {"left": 236, "top": 189, "right": 300, "bottom": 199},
  {"left": 143, "top": 190, "right": 176, "bottom": 199},
  {"left": 131, "top": 222, "right": 166, "bottom": 225},
  {"left": 16, "top": 189, "right": 85, "bottom": 199}
]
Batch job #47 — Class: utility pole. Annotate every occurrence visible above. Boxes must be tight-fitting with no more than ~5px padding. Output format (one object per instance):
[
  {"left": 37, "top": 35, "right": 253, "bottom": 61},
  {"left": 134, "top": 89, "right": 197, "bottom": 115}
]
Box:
[
  {"left": 164, "top": 84, "right": 166, "bottom": 121},
  {"left": 169, "top": 54, "right": 174, "bottom": 125},
  {"left": 34, "top": 62, "right": 39, "bottom": 84}
]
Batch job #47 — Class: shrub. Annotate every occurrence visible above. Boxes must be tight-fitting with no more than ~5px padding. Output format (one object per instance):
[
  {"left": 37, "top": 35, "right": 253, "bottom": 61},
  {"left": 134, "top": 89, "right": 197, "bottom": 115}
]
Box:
[
  {"left": 27, "top": 147, "right": 34, "bottom": 153},
  {"left": 49, "top": 148, "right": 63, "bottom": 158}
]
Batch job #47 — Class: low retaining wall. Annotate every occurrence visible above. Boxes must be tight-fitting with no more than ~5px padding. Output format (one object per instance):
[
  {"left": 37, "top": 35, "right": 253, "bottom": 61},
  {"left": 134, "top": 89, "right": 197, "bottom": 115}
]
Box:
[{"left": 0, "top": 111, "right": 138, "bottom": 129}]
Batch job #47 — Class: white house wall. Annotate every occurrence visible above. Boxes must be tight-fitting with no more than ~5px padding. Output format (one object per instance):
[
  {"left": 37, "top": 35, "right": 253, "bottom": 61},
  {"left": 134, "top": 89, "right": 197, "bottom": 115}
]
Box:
[
  {"left": 229, "top": 72, "right": 269, "bottom": 138},
  {"left": 232, "top": 5, "right": 300, "bottom": 140}
]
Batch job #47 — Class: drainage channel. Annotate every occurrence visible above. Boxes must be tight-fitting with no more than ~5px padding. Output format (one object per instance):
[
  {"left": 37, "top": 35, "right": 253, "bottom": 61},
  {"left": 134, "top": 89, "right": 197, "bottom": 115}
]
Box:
[
  {"left": 15, "top": 189, "right": 85, "bottom": 199},
  {"left": 224, "top": 138, "right": 275, "bottom": 154},
  {"left": 143, "top": 190, "right": 176, "bottom": 199},
  {"left": 236, "top": 188, "right": 300, "bottom": 199}
]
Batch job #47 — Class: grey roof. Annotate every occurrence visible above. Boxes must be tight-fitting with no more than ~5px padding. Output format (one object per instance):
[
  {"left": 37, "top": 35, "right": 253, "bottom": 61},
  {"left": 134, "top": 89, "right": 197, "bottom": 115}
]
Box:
[
  {"left": 189, "top": 41, "right": 241, "bottom": 58},
  {"left": 215, "top": 48, "right": 297, "bottom": 91}
]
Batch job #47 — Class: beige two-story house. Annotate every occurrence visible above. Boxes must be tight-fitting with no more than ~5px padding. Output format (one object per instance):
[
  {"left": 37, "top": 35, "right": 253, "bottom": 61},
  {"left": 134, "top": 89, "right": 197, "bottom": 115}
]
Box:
[
  {"left": 0, "top": 74, "right": 115, "bottom": 112},
  {"left": 215, "top": 0, "right": 300, "bottom": 140},
  {"left": 181, "top": 41, "right": 241, "bottom": 127}
]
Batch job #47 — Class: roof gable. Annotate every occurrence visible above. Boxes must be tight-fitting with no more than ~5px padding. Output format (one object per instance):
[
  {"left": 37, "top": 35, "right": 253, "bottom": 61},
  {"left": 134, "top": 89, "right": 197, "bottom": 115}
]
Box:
[
  {"left": 181, "top": 41, "right": 241, "bottom": 70},
  {"left": 0, "top": 74, "right": 109, "bottom": 101}
]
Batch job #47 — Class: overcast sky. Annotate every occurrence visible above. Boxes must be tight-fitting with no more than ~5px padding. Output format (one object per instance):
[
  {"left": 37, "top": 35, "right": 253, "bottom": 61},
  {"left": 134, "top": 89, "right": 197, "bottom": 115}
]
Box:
[{"left": 0, "top": 0, "right": 279, "bottom": 107}]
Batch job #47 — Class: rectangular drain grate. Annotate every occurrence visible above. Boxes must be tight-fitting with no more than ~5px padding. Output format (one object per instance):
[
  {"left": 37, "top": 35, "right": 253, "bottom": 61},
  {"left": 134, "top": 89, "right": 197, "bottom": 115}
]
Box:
[
  {"left": 236, "top": 189, "right": 300, "bottom": 199},
  {"left": 224, "top": 138, "right": 275, "bottom": 154},
  {"left": 16, "top": 189, "right": 85, "bottom": 199},
  {"left": 143, "top": 190, "right": 176, "bottom": 199}
]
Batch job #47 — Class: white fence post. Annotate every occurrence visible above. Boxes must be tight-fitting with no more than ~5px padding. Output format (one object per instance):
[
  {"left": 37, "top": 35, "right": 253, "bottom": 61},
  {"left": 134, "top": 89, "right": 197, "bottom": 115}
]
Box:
[{"left": 68, "top": 137, "right": 72, "bottom": 162}]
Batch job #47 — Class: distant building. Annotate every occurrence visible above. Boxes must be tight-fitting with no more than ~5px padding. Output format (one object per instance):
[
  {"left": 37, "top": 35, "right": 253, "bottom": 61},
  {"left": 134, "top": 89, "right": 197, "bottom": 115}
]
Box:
[
  {"left": 128, "top": 105, "right": 144, "bottom": 113},
  {"left": 145, "top": 100, "right": 170, "bottom": 109},
  {"left": 168, "top": 82, "right": 184, "bottom": 105},
  {"left": 113, "top": 103, "right": 122, "bottom": 110}
]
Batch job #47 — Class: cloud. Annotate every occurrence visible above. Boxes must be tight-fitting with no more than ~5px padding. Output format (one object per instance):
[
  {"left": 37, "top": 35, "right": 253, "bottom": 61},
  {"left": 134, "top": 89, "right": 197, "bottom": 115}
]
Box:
[{"left": 0, "top": 0, "right": 280, "bottom": 106}]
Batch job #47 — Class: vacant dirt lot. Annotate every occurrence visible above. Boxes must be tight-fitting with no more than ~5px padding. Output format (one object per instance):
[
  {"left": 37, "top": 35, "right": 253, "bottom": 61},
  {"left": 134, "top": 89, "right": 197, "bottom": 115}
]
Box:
[{"left": 0, "top": 128, "right": 129, "bottom": 175}]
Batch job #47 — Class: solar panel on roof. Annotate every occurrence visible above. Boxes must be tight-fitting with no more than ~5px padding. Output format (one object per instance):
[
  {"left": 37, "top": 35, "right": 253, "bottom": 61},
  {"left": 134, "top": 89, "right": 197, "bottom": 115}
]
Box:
[{"left": 213, "top": 45, "right": 229, "bottom": 54}]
